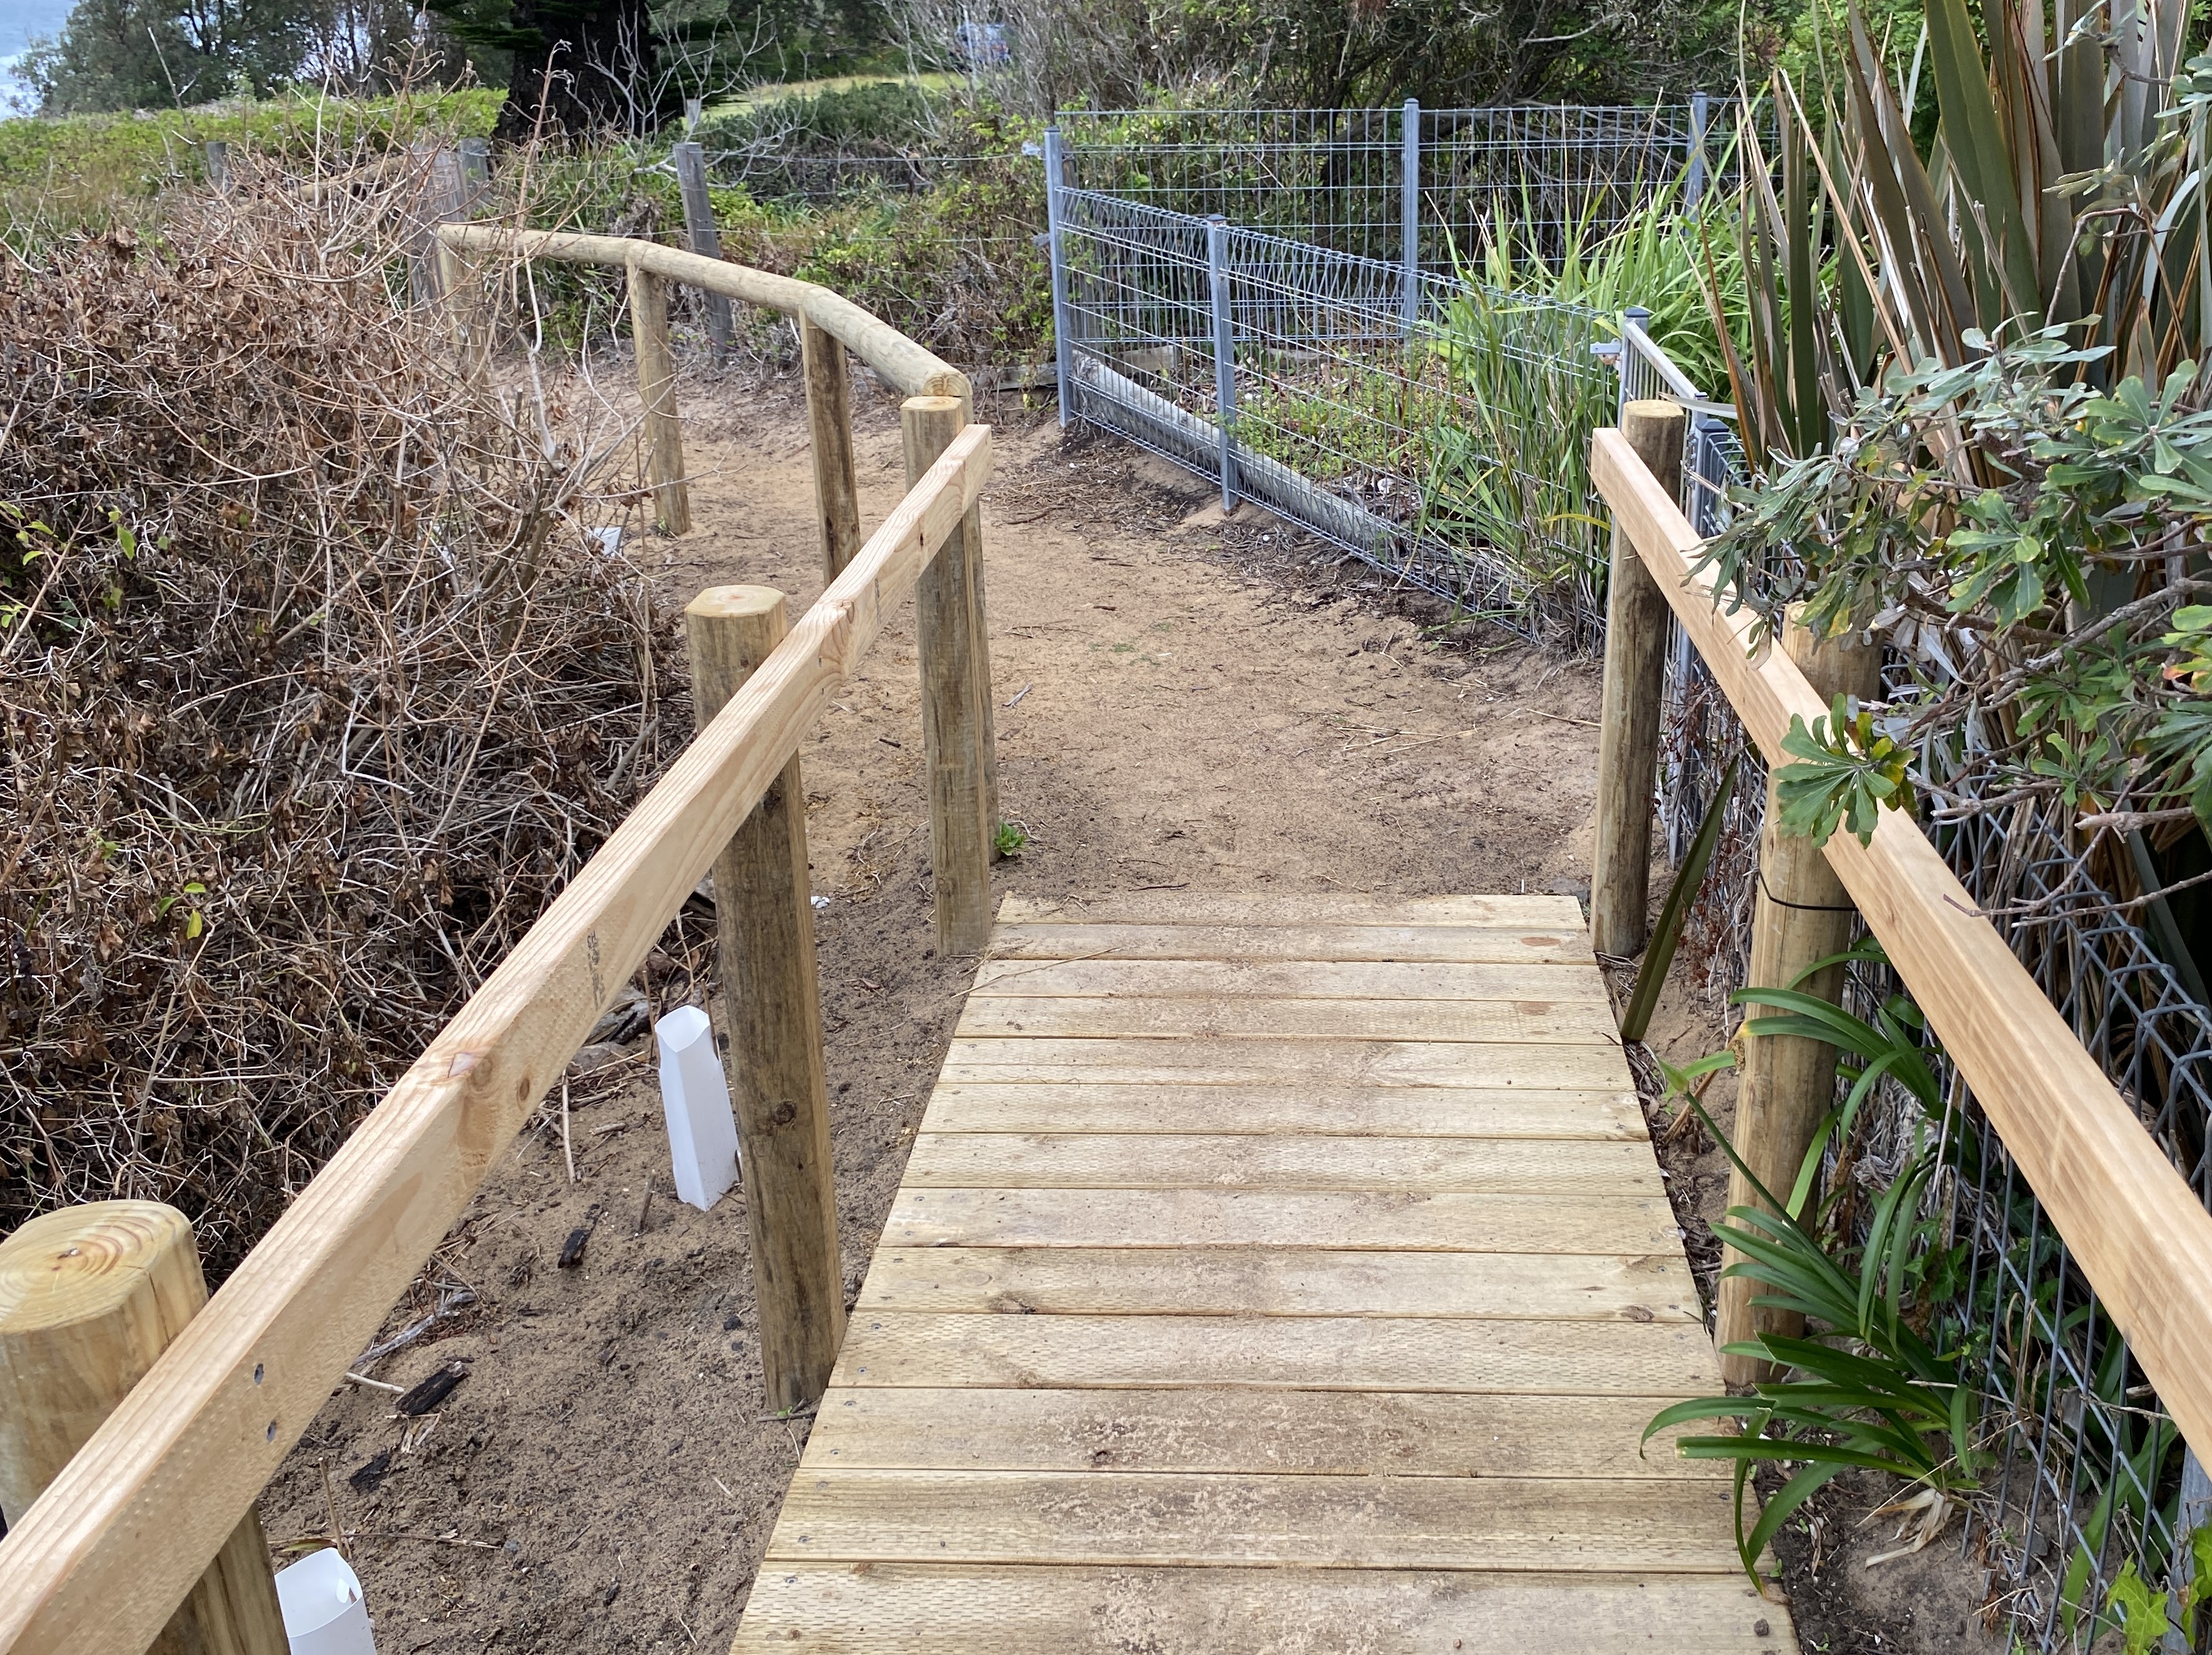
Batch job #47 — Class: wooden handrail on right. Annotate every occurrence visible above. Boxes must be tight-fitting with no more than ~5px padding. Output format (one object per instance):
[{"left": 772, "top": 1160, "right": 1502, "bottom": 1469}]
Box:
[
  {"left": 0, "top": 233, "right": 996, "bottom": 1654},
  {"left": 1590, "top": 422, "right": 2212, "bottom": 1462}
]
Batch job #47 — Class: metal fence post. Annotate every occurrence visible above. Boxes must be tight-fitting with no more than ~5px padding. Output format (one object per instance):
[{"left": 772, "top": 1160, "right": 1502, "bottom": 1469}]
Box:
[
  {"left": 1686, "top": 92, "right": 1710, "bottom": 210},
  {"left": 1045, "top": 125, "right": 1074, "bottom": 428},
  {"left": 673, "top": 141, "right": 735, "bottom": 360},
  {"left": 1616, "top": 304, "right": 1651, "bottom": 425},
  {"left": 1206, "top": 214, "right": 1239, "bottom": 512},
  {"left": 1400, "top": 98, "right": 1421, "bottom": 330},
  {"left": 2168, "top": 1451, "right": 2212, "bottom": 1655}
]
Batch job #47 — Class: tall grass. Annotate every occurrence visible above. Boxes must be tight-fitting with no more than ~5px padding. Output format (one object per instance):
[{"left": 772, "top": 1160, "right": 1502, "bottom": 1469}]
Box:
[{"left": 1412, "top": 179, "right": 1745, "bottom": 624}]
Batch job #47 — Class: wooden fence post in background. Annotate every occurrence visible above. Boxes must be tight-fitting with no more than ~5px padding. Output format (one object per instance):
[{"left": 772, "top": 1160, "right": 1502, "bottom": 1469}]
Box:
[
  {"left": 903, "top": 395, "right": 996, "bottom": 953},
  {"left": 627, "top": 258, "right": 692, "bottom": 536},
  {"left": 435, "top": 234, "right": 492, "bottom": 390},
  {"left": 672, "top": 142, "right": 735, "bottom": 360},
  {"left": 685, "top": 585, "right": 844, "bottom": 1413},
  {"left": 1590, "top": 398, "right": 1687, "bottom": 959},
  {"left": 457, "top": 136, "right": 490, "bottom": 202},
  {"left": 1718, "top": 611, "right": 1883, "bottom": 1384},
  {"left": 203, "top": 140, "right": 229, "bottom": 191},
  {"left": 802, "top": 317, "right": 863, "bottom": 580},
  {"left": 0, "top": 1203, "right": 287, "bottom": 1655}
]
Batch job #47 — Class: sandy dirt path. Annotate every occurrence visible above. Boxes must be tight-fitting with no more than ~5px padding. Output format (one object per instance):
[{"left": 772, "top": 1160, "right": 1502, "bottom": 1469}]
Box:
[{"left": 262, "top": 374, "right": 1610, "bottom": 1652}]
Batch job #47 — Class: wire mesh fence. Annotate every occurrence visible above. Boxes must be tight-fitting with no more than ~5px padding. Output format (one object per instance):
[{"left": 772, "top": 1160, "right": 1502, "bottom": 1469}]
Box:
[
  {"left": 1625, "top": 328, "right": 2212, "bottom": 1651},
  {"left": 1052, "top": 184, "right": 1618, "bottom": 644},
  {"left": 1056, "top": 99, "right": 1740, "bottom": 270}
]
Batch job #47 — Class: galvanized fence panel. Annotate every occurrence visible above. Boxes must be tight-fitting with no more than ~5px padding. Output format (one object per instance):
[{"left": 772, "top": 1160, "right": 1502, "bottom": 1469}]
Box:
[{"left": 1056, "top": 98, "right": 1741, "bottom": 271}]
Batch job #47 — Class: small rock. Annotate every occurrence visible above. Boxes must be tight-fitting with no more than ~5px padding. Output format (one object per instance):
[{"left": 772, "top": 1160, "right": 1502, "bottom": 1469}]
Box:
[
  {"left": 568, "top": 1042, "right": 629, "bottom": 1077},
  {"left": 587, "top": 987, "right": 651, "bottom": 1047}
]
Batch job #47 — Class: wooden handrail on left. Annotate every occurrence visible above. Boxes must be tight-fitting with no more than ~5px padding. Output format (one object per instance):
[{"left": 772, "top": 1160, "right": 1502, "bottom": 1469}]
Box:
[{"left": 1589, "top": 424, "right": 2212, "bottom": 1462}]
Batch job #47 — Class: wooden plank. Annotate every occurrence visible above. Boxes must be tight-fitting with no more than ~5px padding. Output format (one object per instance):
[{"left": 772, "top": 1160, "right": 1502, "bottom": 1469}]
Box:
[
  {"left": 901, "top": 1133, "right": 1659, "bottom": 1195},
  {"left": 0, "top": 428, "right": 996, "bottom": 1655},
  {"left": 996, "top": 894, "right": 1585, "bottom": 927},
  {"left": 761, "top": 1470, "right": 1745, "bottom": 1571},
  {"left": 829, "top": 1312, "right": 1721, "bottom": 1394},
  {"left": 857, "top": 1246, "right": 1697, "bottom": 1320},
  {"left": 1598, "top": 422, "right": 2212, "bottom": 1462},
  {"left": 988, "top": 921, "right": 1596, "bottom": 964},
  {"left": 731, "top": 1564, "right": 1789, "bottom": 1655},
  {"left": 884, "top": 1188, "right": 1681, "bottom": 1253},
  {"left": 919, "top": 1083, "right": 1649, "bottom": 1140},
  {"left": 971, "top": 957, "right": 1608, "bottom": 1001},
  {"left": 958, "top": 996, "right": 1619, "bottom": 1044},
  {"left": 799, "top": 1386, "right": 1723, "bottom": 1477},
  {"left": 938, "top": 1036, "right": 1634, "bottom": 1091}
]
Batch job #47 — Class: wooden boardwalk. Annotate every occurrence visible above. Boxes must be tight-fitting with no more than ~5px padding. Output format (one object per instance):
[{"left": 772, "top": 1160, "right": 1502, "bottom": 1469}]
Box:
[{"left": 731, "top": 894, "right": 1795, "bottom": 1654}]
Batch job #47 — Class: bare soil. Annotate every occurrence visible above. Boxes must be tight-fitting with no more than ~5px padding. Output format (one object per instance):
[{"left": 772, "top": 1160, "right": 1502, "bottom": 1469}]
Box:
[{"left": 261, "top": 369, "right": 1992, "bottom": 1654}]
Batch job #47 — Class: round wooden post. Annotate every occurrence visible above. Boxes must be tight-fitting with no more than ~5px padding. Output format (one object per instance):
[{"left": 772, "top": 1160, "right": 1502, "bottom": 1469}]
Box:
[
  {"left": 0, "top": 1203, "right": 287, "bottom": 1655},
  {"left": 435, "top": 237, "right": 491, "bottom": 391},
  {"left": 628, "top": 258, "right": 692, "bottom": 536},
  {"left": 802, "top": 317, "right": 862, "bottom": 580},
  {"left": 1717, "top": 610, "right": 1884, "bottom": 1384},
  {"left": 902, "top": 396, "right": 996, "bottom": 953},
  {"left": 686, "top": 586, "right": 844, "bottom": 1412},
  {"left": 1590, "top": 398, "right": 1687, "bottom": 958}
]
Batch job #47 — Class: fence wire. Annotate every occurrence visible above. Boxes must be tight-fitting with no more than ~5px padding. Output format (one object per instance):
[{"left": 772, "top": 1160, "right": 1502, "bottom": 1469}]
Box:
[
  {"left": 1636, "top": 354, "right": 2212, "bottom": 1652},
  {"left": 1058, "top": 100, "right": 1740, "bottom": 268}
]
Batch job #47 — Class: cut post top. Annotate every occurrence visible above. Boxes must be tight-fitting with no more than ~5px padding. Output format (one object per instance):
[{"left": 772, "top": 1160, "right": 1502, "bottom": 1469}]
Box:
[
  {"left": 687, "top": 585, "right": 787, "bottom": 624},
  {"left": 905, "top": 394, "right": 966, "bottom": 417},
  {"left": 687, "top": 585, "right": 791, "bottom": 718},
  {"left": 0, "top": 1201, "right": 197, "bottom": 1336},
  {"left": 1621, "top": 398, "right": 1686, "bottom": 427}
]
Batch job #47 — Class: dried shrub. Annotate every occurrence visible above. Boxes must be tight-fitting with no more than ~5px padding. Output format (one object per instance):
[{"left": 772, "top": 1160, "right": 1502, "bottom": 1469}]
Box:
[{"left": 0, "top": 160, "right": 685, "bottom": 1274}]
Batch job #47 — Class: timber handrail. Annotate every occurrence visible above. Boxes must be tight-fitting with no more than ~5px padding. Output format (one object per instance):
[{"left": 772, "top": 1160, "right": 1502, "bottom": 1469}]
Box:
[
  {"left": 1589, "top": 421, "right": 2212, "bottom": 1460},
  {"left": 0, "top": 232, "right": 995, "bottom": 1650},
  {"left": 439, "top": 223, "right": 971, "bottom": 401}
]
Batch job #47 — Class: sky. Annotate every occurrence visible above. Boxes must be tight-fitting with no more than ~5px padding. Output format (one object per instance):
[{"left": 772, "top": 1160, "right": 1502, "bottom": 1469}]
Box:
[{"left": 0, "top": 0, "right": 73, "bottom": 111}]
